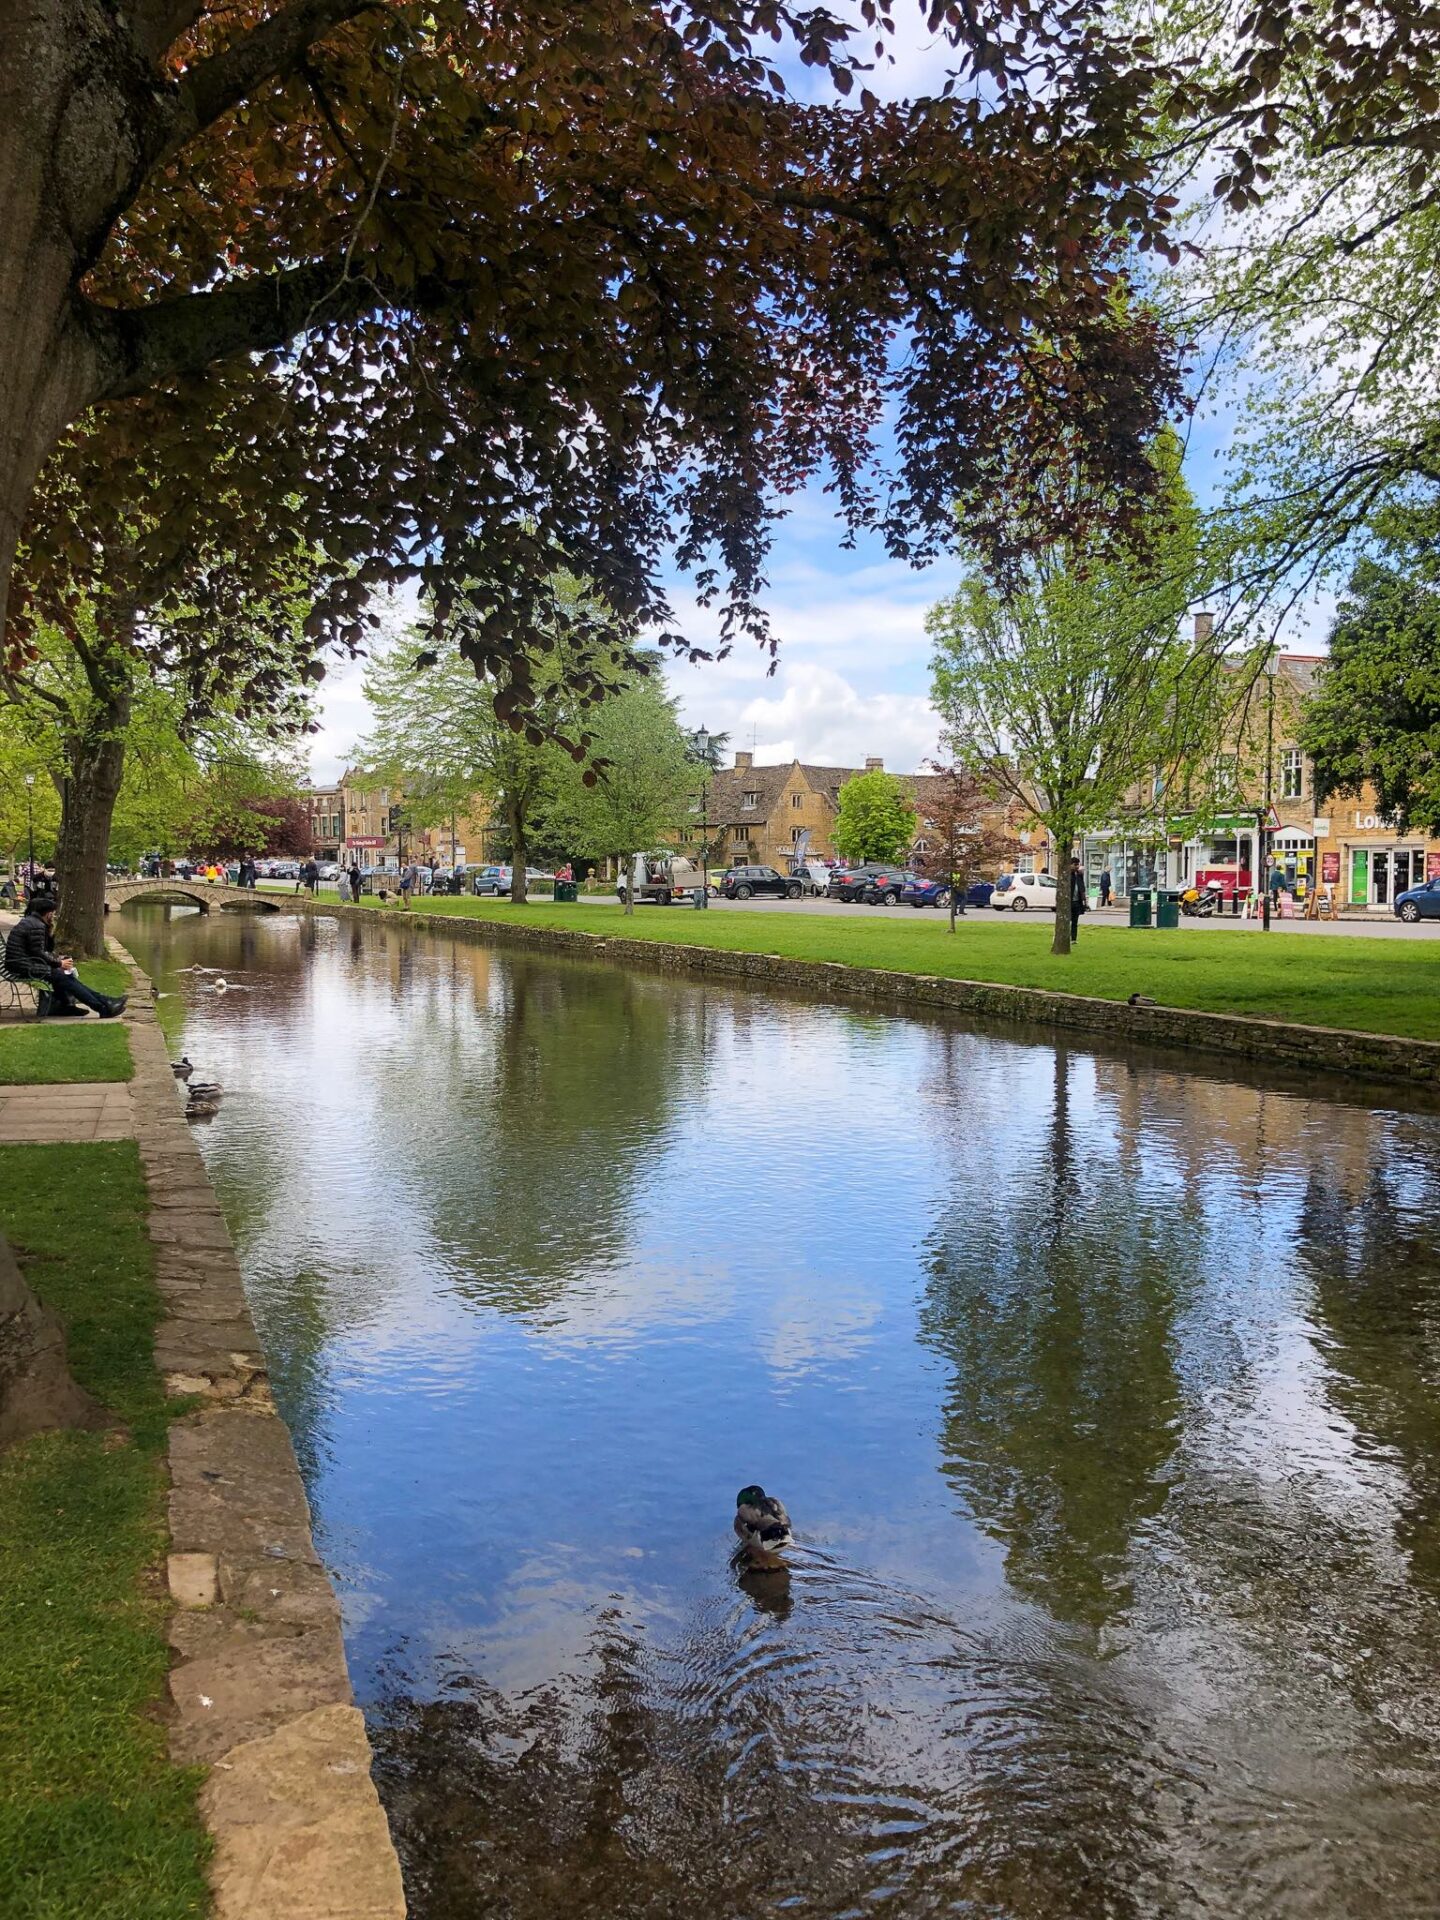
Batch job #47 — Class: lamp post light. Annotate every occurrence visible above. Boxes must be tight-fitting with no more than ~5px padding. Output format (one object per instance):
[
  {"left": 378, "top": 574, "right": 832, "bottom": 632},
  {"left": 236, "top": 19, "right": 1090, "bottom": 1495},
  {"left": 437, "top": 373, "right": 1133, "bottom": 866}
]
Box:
[
  {"left": 1261, "top": 647, "right": 1278, "bottom": 933},
  {"left": 23, "top": 772, "right": 35, "bottom": 879},
  {"left": 690, "top": 725, "right": 712, "bottom": 901}
]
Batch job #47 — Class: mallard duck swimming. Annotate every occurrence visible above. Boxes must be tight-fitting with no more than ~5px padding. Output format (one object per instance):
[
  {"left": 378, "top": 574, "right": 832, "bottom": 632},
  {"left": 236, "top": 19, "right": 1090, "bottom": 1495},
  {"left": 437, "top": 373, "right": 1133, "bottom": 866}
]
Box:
[
  {"left": 171, "top": 1056, "right": 193, "bottom": 1081},
  {"left": 185, "top": 1082, "right": 222, "bottom": 1119},
  {"left": 734, "top": 1486, "right": 792, "bottom": 1566}
]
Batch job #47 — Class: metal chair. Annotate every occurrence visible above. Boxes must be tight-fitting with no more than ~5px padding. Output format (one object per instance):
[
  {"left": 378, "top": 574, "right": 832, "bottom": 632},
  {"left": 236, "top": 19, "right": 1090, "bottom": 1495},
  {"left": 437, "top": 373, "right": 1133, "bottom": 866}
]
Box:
[{"left": 0, "top": 966, "right": 46, "bottom": 1018}]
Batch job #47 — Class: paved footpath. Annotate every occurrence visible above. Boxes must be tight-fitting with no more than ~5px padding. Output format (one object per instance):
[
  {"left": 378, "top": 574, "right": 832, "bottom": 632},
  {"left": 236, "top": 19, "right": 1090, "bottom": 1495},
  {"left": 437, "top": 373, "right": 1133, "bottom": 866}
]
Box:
[
  {"left": 0, "top": 1080, "right": 134, "bottom": 1142},
  {"left": 2, "top": 944, "right": 406, "bottom": 1918}
]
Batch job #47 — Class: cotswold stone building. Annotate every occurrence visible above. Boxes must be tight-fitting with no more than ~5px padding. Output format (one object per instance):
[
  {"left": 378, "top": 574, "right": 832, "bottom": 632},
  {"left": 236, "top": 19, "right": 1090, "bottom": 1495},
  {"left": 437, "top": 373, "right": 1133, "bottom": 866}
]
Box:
[{"left": 690, "top": 752, "right": 1030, "bottom": 874}]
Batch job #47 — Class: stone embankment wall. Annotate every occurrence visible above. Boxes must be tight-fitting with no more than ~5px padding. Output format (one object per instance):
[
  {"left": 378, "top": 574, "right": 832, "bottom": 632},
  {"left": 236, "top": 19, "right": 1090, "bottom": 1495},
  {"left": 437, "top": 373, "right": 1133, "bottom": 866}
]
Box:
[
  {"left": 298, "top": 900, "right": 1440, "bottom": 1092},
  {"left": 112, "top": 940, "right": 407, "bottom": 1920}
]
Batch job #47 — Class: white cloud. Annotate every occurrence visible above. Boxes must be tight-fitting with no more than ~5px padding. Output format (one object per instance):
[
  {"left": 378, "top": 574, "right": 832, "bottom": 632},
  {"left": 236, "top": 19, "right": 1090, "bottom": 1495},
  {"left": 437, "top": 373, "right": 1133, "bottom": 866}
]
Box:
[{"left": 671, "top": 659, "right": 941, "bottom": 772}]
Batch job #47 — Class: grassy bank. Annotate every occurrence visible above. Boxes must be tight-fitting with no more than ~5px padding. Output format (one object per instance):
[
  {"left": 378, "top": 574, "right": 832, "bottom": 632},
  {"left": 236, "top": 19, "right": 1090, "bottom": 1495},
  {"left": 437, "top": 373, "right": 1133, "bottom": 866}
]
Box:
[
  {"left": 0, "top": 1144, "right": 208, "bottom": 1919},
  {"left": 0, "top": 960, "right": 134, "bottom": 1085},
  {"left": 327, "top": 894, "right": 1440, "bottom": 1042}
]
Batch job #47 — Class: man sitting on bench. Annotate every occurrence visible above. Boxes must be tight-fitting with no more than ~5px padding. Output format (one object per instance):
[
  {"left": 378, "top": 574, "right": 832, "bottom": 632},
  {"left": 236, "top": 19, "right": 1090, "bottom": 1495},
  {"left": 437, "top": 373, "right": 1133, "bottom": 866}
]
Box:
[{"left": 3, "top": 896, "right": 127, "bottom": 1019}]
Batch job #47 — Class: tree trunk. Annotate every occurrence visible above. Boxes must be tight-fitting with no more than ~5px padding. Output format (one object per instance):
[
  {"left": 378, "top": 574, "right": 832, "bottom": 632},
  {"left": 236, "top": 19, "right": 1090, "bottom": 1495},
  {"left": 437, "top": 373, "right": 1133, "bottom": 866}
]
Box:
[
  {"left": 1050, "top": 821, "right": 1076, "bottom": 956},
  {"left": 508, "top": 800, "right": 529, "bottom": 905},
  {"left": 0, "top": 4, "right": 126, "bottom": 648},
  {"left": 54, "top": 677, "right": 130, "bottom": 958},
  {"left": 0, "top": 1237, "right": 103, "bottom": 1450}
]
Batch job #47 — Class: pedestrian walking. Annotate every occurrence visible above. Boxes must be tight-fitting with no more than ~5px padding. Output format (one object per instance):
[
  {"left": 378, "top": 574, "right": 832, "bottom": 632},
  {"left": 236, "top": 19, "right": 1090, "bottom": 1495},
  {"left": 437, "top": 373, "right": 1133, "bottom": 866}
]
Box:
[
  {"left": 1068, "top": 856, "right": 1088, "bottom": 944},
  {"left": 1099, "top": 866, "right": 1112, "bottom": 908},
  {"left": 400, "top": 861, "right": 418, "bottom": 909}
]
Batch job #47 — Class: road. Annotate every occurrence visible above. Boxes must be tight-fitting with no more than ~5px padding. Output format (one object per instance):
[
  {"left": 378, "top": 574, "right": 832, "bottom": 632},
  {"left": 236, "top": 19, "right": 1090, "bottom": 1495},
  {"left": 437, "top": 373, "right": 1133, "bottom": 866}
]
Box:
[{"left": 595, "top": 894, "right": 1440, "bottom": 940}]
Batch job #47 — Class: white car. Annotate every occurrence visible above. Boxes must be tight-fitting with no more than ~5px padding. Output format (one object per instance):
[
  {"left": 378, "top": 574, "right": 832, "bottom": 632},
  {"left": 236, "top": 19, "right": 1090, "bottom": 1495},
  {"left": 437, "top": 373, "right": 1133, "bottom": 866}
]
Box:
[{"left": 992, "top": 872, "right": 1058, "bottom": 912}]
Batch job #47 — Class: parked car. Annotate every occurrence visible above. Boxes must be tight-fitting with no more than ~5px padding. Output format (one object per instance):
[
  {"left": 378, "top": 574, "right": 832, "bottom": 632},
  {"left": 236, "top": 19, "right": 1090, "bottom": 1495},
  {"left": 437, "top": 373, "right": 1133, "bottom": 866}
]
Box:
[
  {"left": 991, "top": 872, "right": 1058, "bottom": 912},
  {"left": 900, "top": 878, "right": 953, "bottom": 909},
  {"left": 964, "top": 880, "right": 995, "bottom": 907},
  {"left": 827, "top": 867, "right": 870, "bottom": 902},
  {"left": 471, "top": 865, "right": 512, "bottom": 895},
  {"left": 859, "top": 868, "right": 917, "bottom": 905},
  {"left": 722, "top": 864, "right": 804, "bottom": 900},
  {"left": 316, "top": 862, "right": 340, "bottom": 882},
  {"left": 1395, "top": 876, "right": 1440, "bottom": 923}
]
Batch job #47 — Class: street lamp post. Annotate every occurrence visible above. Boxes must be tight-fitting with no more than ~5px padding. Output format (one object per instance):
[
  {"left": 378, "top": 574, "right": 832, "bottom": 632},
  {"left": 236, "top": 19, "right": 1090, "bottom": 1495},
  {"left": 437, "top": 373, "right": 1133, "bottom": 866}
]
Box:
[
  {"left": 1261, "top": 647, "right": 1277, "bottom": 933},
  {"left": 23, "top": 773, "right": 35, "bottom": 880},
  {"left": 690, "top": 726, "right": 712, "bottom": 902}
]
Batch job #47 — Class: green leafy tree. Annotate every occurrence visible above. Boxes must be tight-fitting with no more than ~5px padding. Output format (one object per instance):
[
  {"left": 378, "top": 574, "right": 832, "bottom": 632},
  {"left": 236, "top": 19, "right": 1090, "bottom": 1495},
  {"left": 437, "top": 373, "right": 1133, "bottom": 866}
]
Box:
[
  {"left": 1300, "top": 538, "right": 1440, "bottom": 834},
  {"left": 356, "top": 592, "right": 601, "bottom": 906},
  {"left": 546, "top": 663, "right": 694, "bottom": 915},
  {"left": 0, "top": 616, "right": 315, "bottom": 946},
  {"left": 927, "top": 438, "right": 1216, "bottom": 955},
  {"left": 832, "top": 769, "right": 917, "bottom": 865},
  {"left": 1148, "top": 0, "right": 1440, "bottom": 584}
]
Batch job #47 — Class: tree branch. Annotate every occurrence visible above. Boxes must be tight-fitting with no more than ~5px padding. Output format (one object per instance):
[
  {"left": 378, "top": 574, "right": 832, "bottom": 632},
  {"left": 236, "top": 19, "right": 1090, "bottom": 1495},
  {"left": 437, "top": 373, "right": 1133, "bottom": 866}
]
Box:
[
  {"left": 82, "top": 257, "right": 382, "bottom": 403},
  {"left": 152, "top": 0, "right": 381, "bottom": 169}
]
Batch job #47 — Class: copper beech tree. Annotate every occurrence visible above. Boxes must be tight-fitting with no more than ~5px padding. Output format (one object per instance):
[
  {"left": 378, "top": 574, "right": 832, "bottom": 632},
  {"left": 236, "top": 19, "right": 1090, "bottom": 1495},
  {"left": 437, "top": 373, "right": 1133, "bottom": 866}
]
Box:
[{"left": 5, "top": 1, "right": 1185, "bottom": 684}]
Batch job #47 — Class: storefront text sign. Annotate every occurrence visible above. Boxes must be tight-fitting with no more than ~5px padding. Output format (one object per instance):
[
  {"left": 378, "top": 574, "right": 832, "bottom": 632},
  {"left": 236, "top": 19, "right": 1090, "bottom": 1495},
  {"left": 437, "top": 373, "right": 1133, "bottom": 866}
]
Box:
[
  {"left": 1353, "top": 810, "right": 1400, "bottom": 831},
  {"left": 1322, "top": 851, "right": 1341, "bottom": 884},
  {"left": 1429, "top": 852, "right": 1440, "bottom": 882}
]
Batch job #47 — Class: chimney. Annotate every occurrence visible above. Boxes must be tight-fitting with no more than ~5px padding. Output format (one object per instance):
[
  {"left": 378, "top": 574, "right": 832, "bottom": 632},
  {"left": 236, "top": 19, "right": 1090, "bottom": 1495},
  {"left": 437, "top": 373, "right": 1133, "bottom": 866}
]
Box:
[
  {"left": 734, "top": 750, "right": 753, "bottom": 770},
  {"left": 1194, "top": 611, "right": 1214, "bottom": 644},
  {"left": 865, "top": 756, "right": 884, "bottom": 771}
]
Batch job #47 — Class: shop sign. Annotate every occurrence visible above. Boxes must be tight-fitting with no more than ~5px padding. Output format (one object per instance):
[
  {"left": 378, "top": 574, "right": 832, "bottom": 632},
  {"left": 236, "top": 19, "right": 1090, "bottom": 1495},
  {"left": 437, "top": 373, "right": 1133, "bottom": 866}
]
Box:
[
  {"left": 1321, "top": 851, "right": 1341, "bottom": 884},
  {"left": 1352, "top": 809, "right": 1400, "bottom": 831},
  {"left": 346, "top": 835, "right": 387, "bottom": 849},
  {"left": 1429, "top": 852, "right": 1440, "bottom": 882}
]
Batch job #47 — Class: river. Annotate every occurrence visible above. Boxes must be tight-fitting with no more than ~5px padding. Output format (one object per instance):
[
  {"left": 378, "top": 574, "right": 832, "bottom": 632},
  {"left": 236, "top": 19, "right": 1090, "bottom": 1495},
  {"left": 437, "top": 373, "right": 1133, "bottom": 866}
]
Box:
[{"left": 119, "top": 901, "right": 1440, "bottom": 1919}]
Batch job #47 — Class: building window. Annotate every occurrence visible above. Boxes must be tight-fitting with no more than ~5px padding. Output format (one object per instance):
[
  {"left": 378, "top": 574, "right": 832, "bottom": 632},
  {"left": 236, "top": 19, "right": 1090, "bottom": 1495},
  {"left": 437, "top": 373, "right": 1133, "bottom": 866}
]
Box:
[
  {"left": 914, "top": 838, "right": 929, "bottom": 853},
  {"left": 1017, "top": 852, "right": 1035, "bottom": 875},
  {"left": 1280, "top": 748, "right": 1303, "bottom": 799},
  {"left": 742, "top": 790, "right": 759, "bottom": 810},
  {"left": 791, "top": 792, "right": 803, "bottom": 809},
  {"left": 791, "top": 826, "right": 804, "bottom": 843},
  {"left": 1214, "top": 754, "right": 1236, "bottom": 795},
  {"left": 732, "top": 827, "right": 748, "bottom": 844}
]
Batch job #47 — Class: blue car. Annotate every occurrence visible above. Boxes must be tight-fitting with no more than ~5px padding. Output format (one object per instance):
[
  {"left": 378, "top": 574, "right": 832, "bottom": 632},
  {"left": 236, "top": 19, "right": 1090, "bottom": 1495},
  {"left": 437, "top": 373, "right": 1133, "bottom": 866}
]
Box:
[
  {"left": 900, "top": 878, "right": 952, "bottom": 909},
  {"left": 1394, "top": 876, "right": 1440, "bottom": 923},
  {"left": 900, "top": 878, "right": 996, "bottom": 910}
]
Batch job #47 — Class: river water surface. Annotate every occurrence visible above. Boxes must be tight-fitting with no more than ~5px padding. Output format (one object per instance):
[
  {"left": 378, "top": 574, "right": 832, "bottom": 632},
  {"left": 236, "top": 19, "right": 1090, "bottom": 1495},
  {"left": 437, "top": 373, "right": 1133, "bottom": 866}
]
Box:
[{"left": 121, "top": 903, "right": 1440, "bottom": 1919}]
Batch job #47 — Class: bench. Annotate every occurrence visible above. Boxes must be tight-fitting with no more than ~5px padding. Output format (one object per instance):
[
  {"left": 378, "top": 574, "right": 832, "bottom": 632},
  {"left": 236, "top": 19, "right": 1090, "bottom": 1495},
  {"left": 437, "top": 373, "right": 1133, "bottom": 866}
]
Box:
[{"left": 0, "top": 966, "right": 47, "bottom": 1018}]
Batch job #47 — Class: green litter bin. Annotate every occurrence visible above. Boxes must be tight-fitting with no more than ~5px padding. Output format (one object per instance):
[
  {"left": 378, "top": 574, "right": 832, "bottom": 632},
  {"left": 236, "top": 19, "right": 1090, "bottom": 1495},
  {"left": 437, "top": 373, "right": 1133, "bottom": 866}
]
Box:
[
  {"left": 1156, "top": 889, "right": 1181, "bottom": 930},
  {"left": 1129, "top": 887, "right": 1153, "bottom": 928},
  {"left": 554, "top": 881, "right": 578, "bottom": 903}
]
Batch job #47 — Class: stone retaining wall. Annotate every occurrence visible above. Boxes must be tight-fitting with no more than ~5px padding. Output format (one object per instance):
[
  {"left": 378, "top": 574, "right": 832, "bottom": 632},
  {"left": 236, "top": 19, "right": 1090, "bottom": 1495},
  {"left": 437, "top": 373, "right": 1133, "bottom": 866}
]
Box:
[
  {"left": 111, "top": 938, "right": 407, "bottom": 1920},
  {"left": 289, "top": 899, "right": 1440, "bottom": 1092}
]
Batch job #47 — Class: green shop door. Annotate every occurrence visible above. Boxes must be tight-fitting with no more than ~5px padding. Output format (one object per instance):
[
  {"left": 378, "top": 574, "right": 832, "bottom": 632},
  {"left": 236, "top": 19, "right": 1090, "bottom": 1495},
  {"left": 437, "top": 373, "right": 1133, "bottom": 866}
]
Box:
[{"left": 1349, "top": 848, "right": 1369, "bottom": 907}]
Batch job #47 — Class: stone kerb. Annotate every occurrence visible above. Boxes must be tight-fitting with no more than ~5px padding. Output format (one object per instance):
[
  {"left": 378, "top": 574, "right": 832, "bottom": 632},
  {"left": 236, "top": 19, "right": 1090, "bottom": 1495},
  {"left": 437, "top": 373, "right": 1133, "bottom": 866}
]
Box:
[
  {"left": 108, "top": 936, "right": 407, "bottom": 1920},
  {"left": 285, "top": 895, "right": 1440, "bottom": 1092}
]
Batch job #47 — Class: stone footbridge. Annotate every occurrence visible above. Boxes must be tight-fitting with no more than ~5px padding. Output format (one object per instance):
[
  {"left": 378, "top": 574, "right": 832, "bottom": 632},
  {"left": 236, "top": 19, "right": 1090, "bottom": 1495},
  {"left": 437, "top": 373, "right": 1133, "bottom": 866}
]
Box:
[{"left": 105, "top": 876, "right": 281, "bottom": 915}]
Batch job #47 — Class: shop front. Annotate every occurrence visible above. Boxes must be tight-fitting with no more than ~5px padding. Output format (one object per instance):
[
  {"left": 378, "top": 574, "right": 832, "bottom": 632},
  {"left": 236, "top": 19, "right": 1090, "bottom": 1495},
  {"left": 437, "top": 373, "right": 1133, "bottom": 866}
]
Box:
[{"left": 1343, "top": 839, "right": 1434, "bottom": 909}]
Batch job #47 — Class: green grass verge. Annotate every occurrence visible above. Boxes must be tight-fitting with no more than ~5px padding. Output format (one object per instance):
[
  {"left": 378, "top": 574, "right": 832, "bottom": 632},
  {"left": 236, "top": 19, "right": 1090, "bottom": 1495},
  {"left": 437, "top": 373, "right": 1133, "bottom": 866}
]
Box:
[
  {"left": 0, "top": 960, "right": 134, "bottom": 1084},
  {"left": 0, "top": 1144, "right": 209, "bottom": 1919},
  {"left": 333, "top": 893, "right": 1440, "bottom": 1042}
]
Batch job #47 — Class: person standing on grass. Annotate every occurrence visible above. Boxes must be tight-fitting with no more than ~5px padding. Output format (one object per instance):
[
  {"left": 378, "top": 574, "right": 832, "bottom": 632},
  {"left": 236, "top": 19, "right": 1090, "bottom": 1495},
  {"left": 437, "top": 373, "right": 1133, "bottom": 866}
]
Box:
[
  {"left": 1069, "top": 856, "right": 1088, "bottom": 945},
  {"left": 347, "top": 860, "right": 362, "bottom": 903},
  {"left": 400, "top": 862, "right": 418, "bottom": 909}
]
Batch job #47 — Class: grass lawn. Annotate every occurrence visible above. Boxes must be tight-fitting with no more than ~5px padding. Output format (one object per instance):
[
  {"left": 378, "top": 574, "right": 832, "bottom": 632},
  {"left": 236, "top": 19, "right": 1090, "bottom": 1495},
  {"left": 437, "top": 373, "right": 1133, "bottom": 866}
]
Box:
[
  {"left": 335, "top": 894, "right": 1440, "bottom": 1042},
  {"left": 0, "top": 960, "right": 134, "bottom": 1085},
  {"left": 0, "top": 1144, "right": 209, "bottom": 1919}
]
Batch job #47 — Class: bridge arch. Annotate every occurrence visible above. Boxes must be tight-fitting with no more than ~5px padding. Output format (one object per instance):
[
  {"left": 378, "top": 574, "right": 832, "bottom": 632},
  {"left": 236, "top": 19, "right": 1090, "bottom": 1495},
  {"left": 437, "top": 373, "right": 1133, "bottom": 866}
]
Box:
[{"left": 104, "top": 877, "right": 281, "bottom": 915}]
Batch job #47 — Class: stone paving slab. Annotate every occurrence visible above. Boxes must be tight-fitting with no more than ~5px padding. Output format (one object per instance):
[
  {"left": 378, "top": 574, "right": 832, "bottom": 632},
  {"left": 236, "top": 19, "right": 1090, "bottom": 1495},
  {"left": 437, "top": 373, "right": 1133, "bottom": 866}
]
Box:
[
  {"left": 0, "top": 1082, "right": 135, "bottom": 1142},
  {"left": 106, "top": 937, "right": 407, "bottom": 1918}
]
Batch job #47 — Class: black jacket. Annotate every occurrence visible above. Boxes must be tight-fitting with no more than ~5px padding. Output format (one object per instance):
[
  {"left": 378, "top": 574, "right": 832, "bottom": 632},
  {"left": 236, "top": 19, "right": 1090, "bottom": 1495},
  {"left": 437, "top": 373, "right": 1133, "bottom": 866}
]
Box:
[
  {"left": 4, "top": 911, "right": 58, "bottom": 981},
  {"left": 1069, "top": 869, "right": 1088, "bottom": 915}
]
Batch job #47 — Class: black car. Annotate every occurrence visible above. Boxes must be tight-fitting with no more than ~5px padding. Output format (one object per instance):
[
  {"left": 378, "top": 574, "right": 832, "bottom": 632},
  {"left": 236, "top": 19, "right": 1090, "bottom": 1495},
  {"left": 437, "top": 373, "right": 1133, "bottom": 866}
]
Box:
[
  {"left": 860, "top": 867, "right": 918, "bottom": 905},
  {"left": 722, "top": 865, "right": 804, "bottom": 900},
  {"left": 827, "top": 867, "right": 869, "bottom": 902}
]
